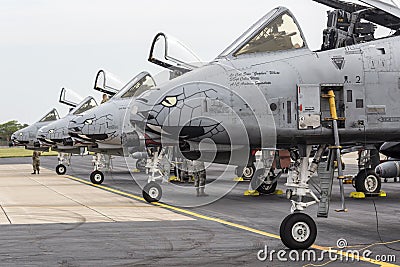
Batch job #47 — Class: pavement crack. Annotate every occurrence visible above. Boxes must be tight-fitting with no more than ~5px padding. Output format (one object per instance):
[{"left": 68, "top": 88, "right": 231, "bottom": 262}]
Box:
[{"left": 0, "top": 204, "right": 12, "bottom": 224}]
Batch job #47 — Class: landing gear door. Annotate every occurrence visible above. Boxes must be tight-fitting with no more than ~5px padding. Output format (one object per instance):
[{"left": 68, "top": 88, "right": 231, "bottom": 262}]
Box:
[
  {"left": 93, "top": 70, "right": 123, "bottom": 96},
  {"left": 297, "top": 84, "right": 321, "bottom": 130},
  {"left": 148, "top": 33, "right": 203, "bottom": 77}
]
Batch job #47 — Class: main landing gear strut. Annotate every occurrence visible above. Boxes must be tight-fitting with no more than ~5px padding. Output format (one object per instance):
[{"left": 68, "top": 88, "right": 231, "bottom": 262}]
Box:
[
  {"left": 89, "top": 153, "right": 112, "bottom": 184},
  {"left": 280, "top": 89, "right": 347, "bottom": 249},
  {"left": 55, "top": 153, "right": 71, "bottom": 175}
]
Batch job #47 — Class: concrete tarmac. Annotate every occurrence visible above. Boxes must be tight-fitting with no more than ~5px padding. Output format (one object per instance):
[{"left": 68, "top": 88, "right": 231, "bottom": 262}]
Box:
[{"left": 0, "top": 155, "right": 399, "bottom": 266}]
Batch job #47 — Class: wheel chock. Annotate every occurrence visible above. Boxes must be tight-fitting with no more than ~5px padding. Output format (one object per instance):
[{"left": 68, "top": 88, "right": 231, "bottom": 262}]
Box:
[
  {"left": 365, "top": 190, "right": 387, "bottom": 197},
  {"left": 131, "top": 168, "right": 140, "bottom": 173},
  {"left": 168, "top": 176, "right": 180, "bottom": 182},
  {"left": 343, "top": 176, "right": 353, "bottom": 184},
  {"left": 244, "top": 190, "right": 260, "bottom": 196},
  {"left": 350, "top": 192, "right": 365, "bottom": 199},
  {"left": 233, "top": 177, "right": 244, "bottom": 182},
  {"left": 274, "top": 189, "right": 284, "bottom": 195}
]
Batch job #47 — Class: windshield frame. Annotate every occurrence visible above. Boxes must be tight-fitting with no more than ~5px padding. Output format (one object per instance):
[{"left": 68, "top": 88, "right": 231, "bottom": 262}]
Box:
[
  {"left": 113, "top": 71, "right": 156, "bottom": 99},
  {"left": 70, "top": 97, "right": 98, "bottom": 115},
  {"left": 217, "top": 7, "right": 307, "bottom": 59},
  {"left": 39, "top": 108, "right": 60, "bottom": 122}
]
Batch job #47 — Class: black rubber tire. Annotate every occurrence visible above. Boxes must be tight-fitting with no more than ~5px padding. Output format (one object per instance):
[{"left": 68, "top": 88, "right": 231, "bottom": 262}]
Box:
[
  {"left": 236, "top": 164, "right": 256, "bottom": 180},
  {"left": 143, "top": 182, "right": 162, "bottom": 203},
  {"left": 90, "top": 170, "right": 104, "bottom": 185},
  {"left": 254, "top": 168, "right": 278, "bottom": 194},
  {"left": 355, "top": 169, "right": 381, "bottom": 193},
  {"left": 136, "top": 158, "right": 147, "bottom": 172},
  {"left": 280, "top": 213, "right": 317, "bottom": 250},
  {"left": 56, "top": 164, "right": 67, "bottom": 175},
  {"left": 352, "top": 177, "right": 356, "bottom": 188}
]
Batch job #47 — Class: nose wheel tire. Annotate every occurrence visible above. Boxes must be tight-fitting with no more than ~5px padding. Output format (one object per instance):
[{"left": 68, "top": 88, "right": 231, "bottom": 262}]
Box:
[
  {"left": 56, "top": 164, "right": 67, "bottom": 175},
  {"left": 143, "top": 182, "right": 162, "bottom": 203},
  {"left": 235, "top": 164, "right": 255, "bottom": 180},
  {"left": 136, "top": 158, "right": 147, "bottom": 172},
  {"left": 280, "top": 213, "right": 317, "bottom": 250},
  {"left": 355, "top": 169, "right": 381, "bottom": 193},
  {"left": 90, "top": 170, "right": 104, "bottom": 184}
]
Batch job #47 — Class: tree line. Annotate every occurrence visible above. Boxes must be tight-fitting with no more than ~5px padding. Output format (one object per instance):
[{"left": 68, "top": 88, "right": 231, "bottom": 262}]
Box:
[{"left": 0, "top": 120, "right": 28, "bottom": 144}]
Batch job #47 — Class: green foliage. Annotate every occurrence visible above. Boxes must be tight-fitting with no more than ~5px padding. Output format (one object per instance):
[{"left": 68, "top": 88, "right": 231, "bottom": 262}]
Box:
[
  {"left": 0, "top": 120, "right": 27, "bottom": 142},
  {"left": 0, "top": 147, "right": 58, "bottom": 158}
]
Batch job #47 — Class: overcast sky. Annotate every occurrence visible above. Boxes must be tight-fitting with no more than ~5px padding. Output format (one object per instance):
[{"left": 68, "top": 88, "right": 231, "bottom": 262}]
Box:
[{"left": 0, "top": 0, "right": 398, "bottom": 124}]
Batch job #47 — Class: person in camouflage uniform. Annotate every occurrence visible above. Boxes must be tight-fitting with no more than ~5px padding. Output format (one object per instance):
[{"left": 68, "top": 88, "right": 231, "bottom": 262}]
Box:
[
  {"left": 193, "top": 160, "right": 208, "bottom": 197},
  {"left": 32, "top": 151, "right": 41, "bottom": 174}
]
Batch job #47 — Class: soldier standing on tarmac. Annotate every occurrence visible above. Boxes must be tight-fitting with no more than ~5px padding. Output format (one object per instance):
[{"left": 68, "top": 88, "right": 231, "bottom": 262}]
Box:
[
  {"left": 193, "top": 160, "right": 208, "bottom": 197},
  {"left": 32, "top": 151, "right": 41, "bottom": 174}
]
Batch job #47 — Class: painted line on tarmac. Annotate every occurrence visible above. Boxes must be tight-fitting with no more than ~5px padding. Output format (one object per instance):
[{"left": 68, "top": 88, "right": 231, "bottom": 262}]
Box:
[{"left": 66, "top": 175, "right": 399, "bottom": 267}]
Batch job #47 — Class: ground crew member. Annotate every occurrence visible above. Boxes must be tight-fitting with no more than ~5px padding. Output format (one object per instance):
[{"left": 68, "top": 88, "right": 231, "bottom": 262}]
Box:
[
  {"left": 101, "top": 93, "right": 109, "bottom": 104},
  {"left": 32, "top": 151, "right": 41, "bottom": 174},
  {"left": 193, "top": 160, "right": 208, "bottom": 197}
]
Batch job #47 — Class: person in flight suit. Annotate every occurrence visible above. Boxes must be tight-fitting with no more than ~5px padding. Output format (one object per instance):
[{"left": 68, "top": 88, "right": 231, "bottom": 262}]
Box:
[{"left": 32, "top": 151, "right": 41, "bottom": 174}]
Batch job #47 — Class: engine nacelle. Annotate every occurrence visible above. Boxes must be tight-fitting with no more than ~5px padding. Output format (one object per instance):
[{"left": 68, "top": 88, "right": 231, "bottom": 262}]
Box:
[{"left": 375, "top": 161, "right": 400, "bottom": 178}]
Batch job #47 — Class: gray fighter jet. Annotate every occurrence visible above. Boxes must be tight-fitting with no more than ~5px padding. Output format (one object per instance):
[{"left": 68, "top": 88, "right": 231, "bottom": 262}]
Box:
[
  {"left": 37, "top": 89, "right": 99, "bottom": 175},
  {"left": 67, "top": 71, "right": 154, "bottom": 183},
  {"left": 130, "top": 0, "right": 400, "bottom": 249},
  {"left": 11, "top": 108, "right": 60, "bottom": 150}
]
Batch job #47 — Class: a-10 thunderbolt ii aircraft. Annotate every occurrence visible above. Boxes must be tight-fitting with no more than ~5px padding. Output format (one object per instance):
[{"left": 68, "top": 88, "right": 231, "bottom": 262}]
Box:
[
  {"left": 37, "top": 71, "right": 133, "bottom": 183},
  {"left": 11, "top": 109, "right": 60, "bottom": 150},
  {"left": 36, "top": 88, "right": 99, "bottom": 176},
  {"left": 67, "top": 71, "right": 155, "bottom": 184},
  {"left": 130, "top": 0, "right": 400, "bottom": 249}
]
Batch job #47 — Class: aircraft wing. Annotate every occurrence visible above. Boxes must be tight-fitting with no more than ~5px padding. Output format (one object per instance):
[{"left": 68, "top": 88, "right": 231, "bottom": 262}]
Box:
[{"left": 313, "top": 0, "right": 400, "bottom": 30}]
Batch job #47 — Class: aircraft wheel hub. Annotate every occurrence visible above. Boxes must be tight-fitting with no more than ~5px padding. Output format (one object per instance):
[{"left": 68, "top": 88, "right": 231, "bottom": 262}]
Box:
[
  {"left": 94, "top": 174, "right": 102, "bottom": 182},
  {"left": 243, "top": 167, "right": 254, "bottom": 178},
  {"left": 365, "top": 175, "right": 378, "bottom": 192},
  {"left": 149, "top": 187, "right": 160, "bottom": 198},
  {"left": 292, "top": 222, "right": 310, "bottom": 242}
]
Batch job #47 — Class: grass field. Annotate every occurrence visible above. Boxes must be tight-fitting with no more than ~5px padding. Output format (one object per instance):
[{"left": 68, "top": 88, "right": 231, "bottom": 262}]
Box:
[{"left": 0, "top": 147, "right": 58, "bottom": 158}]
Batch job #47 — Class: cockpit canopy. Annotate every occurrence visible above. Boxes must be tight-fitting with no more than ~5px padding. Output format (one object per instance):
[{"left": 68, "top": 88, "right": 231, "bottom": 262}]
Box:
[
  {"left": 114, "top": 72, "right": 156, "bottom": 99},
  {"left": 71, "top": 97, "right": 98, "bottom": 115},
  {"left": 219, "top": 7, "right": 306, "bottom": 58},
  {"left": 39, "top": 109, "right": 60, "bottom": 122},
  {"left": 93, "top": 70, "right": 123, "bottom": 96},
  {"left": 148, "top": 33, "right": 204, "bottom": 76}
]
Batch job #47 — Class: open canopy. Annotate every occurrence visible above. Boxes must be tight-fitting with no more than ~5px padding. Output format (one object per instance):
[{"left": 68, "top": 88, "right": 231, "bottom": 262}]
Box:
[
  {"left": 148, "top": 33, "right": 203, "bottom": 74},
  {"left": 93, "top": 70, "right": 123, "bottom": 96},
  {"left": 314, "top": 0, "right": 400, "bottom": 30}
]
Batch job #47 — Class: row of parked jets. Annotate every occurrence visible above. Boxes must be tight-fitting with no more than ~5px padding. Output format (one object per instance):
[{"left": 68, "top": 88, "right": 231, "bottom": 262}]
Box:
[{"left": 9, "top": 0, "right": 400, "bottom": 250}]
